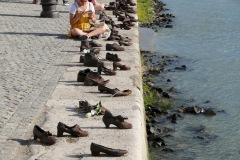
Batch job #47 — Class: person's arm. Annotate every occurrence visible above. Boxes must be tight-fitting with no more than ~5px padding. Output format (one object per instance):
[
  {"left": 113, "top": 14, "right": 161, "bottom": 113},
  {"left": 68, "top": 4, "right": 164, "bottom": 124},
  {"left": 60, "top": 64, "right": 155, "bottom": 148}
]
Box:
[
  {"left": 88, "top": 11, "right": 96, "bottom": 23},
  {"left": 70, "top": 11, "right": 83, "bottom": 26}
]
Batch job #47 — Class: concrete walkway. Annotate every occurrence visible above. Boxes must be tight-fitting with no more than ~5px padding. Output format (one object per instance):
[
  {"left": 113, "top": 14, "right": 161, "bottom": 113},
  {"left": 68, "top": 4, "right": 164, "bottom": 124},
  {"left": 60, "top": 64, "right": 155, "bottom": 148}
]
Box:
[{"left": 0, "top": 0, "right": 147, "bottom": 159}]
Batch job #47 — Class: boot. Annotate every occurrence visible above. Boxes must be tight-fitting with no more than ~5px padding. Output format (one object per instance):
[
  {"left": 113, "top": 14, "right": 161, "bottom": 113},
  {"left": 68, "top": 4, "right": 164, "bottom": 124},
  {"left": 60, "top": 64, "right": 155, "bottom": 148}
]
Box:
[
  {"left": 84, "top": 53, "right": 104, "bottom": 67},
  {"left": 91, "top": 142, "right": 128, "bottom": 157},
  {"left": 102, "top": 110, "right": 132, "bottom": 129},
  {"left": 77, "top": 68, "right": 92, "bottom": 82},
  {"left": 80, "top": 40, "right": 90, "bottom": 52},
  {"left": 84, "top": 72, "right": 109, "bottom": 86}
]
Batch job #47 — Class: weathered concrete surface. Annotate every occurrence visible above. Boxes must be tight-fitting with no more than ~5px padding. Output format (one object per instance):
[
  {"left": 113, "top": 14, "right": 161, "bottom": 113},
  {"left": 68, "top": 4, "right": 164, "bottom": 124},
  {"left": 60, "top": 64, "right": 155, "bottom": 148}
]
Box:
[{"left": 0, "top": 0, "right": 148, "bottom": 159}]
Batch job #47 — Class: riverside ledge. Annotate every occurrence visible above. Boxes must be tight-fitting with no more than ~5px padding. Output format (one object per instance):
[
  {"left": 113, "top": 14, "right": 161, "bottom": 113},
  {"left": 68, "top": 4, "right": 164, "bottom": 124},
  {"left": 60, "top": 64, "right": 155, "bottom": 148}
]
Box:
[{"left": 0, "top": 0, "right": 148, "bottom": 159}]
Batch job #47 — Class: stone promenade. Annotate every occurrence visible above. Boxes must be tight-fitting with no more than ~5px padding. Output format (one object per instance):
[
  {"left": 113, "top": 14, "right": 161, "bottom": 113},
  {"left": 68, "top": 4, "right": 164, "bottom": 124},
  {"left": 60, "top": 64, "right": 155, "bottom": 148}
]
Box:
[{"left": 0, "top": 0, "right": 147, "bottom": 159}]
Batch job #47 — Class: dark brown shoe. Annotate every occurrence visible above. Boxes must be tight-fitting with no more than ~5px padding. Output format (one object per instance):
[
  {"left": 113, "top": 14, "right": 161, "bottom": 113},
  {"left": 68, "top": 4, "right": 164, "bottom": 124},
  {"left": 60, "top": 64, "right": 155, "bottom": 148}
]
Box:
[
  {"left": 57, "top": 122, "right": 88, "bottom": 137},
  {"left": 113, "top": 62, "right": 131, "bottom": 70},
  {"left": 106, "top": 52, "right": 121, "bottom": 62},
  {"left": 84, "top": 53, "right": 104, "bottom": 67},
  {"left": 90, "top": 142, "right": 128, "bottom": 157},
  {"left": 79, "top": 100, "right": 107, "bottom": 115},
  {"left": 84, "top": 72, "right": 110, "bottom": 86},
  {"left": 89, "top": 40, "right": 102, "bottom": 47},
  {"left": 98, "top": 84, "right": 132, "bottom": 97},
  {"left": 79, "top": 55, "right": 85, "bottom": 63},
  {"left": 102, "top": 110, "right": 132, "bottom": 129},
  {"left": 33, "top": 125, "right": 56, "bottom": 145},
  {"left": 118, "top": 40, "right": 133, "bottom": 46},
  {"left": 106, "top": 43, "right": 125, "bottom": 51},
  {"left": 77, "top": 68, "right": 92, "bottom": 82},
  {"left": 80, "top": 40, "right": 90, "bottom": 52},
  {"left": 98, "top": 64, "right": 116, "bottom": 76}
]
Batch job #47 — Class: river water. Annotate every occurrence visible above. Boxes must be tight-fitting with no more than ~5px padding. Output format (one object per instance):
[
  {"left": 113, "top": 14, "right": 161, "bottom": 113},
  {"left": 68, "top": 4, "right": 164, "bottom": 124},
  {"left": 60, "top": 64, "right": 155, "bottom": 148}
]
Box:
[{"left": 144, "top": 0, "right": 240, "bottom": 159}]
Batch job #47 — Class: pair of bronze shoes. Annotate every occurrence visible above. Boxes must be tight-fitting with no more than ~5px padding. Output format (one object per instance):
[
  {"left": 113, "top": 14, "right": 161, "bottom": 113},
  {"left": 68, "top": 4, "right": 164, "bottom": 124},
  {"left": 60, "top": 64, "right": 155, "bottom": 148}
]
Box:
[
  {"left": 113, "top": 62, "right": 131, "bottom": 70},
  {"left": 91, "top": 142, "right": 128, "bottom": 157},
  {"left": 33, "top": 123, "right": 88, "bottom": 145},
  {"left": 98, "top": 84, "right": 132, "bottom": 97},
  {"left": 102, "top": 110, "right": 132, "bottom": 129}
]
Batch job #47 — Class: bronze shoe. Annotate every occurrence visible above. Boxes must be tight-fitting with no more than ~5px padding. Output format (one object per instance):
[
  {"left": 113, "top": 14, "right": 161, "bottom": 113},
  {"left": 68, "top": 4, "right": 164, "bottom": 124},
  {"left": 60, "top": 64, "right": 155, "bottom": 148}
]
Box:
[
  {"left": 84, "top": 53, "right": 104, "bottom": 67},
  {"left": 77, "top": 68, "right": 92, "bottom": 82},
  {"left": 79, "top": 100, "right": 107, "bottom": 115},
  {"left": 57, "top": 122, "right": 88, "bottom": 137},
  {"left": 90, "top": 142, "right": 128, "bottom": 157},
  {"left": 118, "top": 40, "right": 133, "bottom": 46},
  {"left": 113, "top": 62, "right": 131, "bottom": 70},
  {"left": 106, "top": 52, "right": 121, "bottom": 62},
  {"left": 33, "top": 125, "right": 56, "bottom": 145},
  {"left": 98, "top": 64, "right": 116, "bottom": 76},
  {"left": 84, "top": 72, "right": 110, "bottom": 86},
  {"left": 102, "top": 110, "right": 132, "bottom": 129},
  {"left": 106, "top": 43, "right": 125, "bottom": 51},
  {"left": 98, "top": 84, "right": 132, "bottom": 97}
]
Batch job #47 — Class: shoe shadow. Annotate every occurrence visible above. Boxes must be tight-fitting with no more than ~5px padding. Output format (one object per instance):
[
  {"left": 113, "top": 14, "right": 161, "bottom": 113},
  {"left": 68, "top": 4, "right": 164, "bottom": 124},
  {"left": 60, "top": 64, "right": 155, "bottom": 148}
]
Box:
[{"left": 8, "top": 138, "right": 48, "bottom": 146}]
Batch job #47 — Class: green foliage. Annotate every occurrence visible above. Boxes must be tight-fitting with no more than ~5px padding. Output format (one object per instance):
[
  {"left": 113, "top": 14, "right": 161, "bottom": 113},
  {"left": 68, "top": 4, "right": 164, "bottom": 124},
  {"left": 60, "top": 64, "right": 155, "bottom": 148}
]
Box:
[{"left": 137, "top": 0, "right": 154, "bottom": 23}]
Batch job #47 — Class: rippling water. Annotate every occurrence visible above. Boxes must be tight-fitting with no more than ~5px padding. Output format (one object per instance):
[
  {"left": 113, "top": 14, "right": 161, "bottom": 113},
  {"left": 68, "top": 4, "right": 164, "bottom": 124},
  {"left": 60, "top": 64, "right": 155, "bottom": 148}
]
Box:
[{"left": 146, "top": 0, "right": 240, "bottom": 159}]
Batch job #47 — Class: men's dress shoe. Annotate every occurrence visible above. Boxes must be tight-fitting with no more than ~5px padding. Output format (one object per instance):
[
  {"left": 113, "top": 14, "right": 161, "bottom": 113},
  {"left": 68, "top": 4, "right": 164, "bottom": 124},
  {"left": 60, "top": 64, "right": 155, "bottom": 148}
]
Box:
[
  {"left": 102, "top": 110, "right": 132, "bottom": 129},
  {"left": 77, "top": 68, "right": 92, "bottom": 82},
  {"left": 57, "top": 122, "right": 88, "bottom": 137},
  {"left": 106, "top": 52, "right": 121, "bottom": 62},
  {"left": 113, "top": 62, "right": 131, "bottom": 70},
  {"left": 106, "top": 43, "right": 125, "bottom": 51},
  {"left": 98, "top": 64, "right": 116, "bottom": 75},
  {"left": 33, "top": 125, "right": 56, "bottom": 145},
  {"left": 90, "top": 142, "right": 128, "bottom": 157},
  {"left": 98, "top": 84, "right": 132, "bottom": 97}
]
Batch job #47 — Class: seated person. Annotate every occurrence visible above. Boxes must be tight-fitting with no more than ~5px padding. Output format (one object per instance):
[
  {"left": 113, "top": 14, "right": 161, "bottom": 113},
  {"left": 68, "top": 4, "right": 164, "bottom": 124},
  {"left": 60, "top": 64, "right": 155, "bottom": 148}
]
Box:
[{"left": 68, "top": 0, "right": 108, "bottom": 40}]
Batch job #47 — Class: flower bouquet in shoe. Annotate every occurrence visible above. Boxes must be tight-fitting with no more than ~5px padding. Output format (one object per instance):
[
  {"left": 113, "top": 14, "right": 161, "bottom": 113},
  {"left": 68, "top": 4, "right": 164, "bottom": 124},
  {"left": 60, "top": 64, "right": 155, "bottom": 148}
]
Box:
[{"left": 84, "top": 101, "right": 108, "bottom": 118}]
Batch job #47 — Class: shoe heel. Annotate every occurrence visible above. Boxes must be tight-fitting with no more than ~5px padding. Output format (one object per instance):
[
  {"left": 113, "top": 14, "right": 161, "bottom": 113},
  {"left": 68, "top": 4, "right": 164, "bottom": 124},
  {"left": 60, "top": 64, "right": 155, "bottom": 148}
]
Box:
[
  {"left": 91, "top": 150, "right": 100, "bottom": 156},
  {"left": 103, "top": 121, "right": 110, "bottom": 128},
  {"left": 33, "top": 133, "right": 38, "bottom": 140},
  {"left": 57, "top": 130, "right": 63, "bottom": 137}
]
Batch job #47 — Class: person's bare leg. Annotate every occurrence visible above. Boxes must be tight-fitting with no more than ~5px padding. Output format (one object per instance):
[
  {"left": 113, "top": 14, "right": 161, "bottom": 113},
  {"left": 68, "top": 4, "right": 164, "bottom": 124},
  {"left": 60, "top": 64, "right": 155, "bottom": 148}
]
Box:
[
  {"left": 92, "top": 0, "right": 105, "bottom": 11},
  {"left": 87, "top": 25, "right": 107, "bottom": 37},
  {"left": 71, "top": 28, "right": 88, "bottom": 37}
]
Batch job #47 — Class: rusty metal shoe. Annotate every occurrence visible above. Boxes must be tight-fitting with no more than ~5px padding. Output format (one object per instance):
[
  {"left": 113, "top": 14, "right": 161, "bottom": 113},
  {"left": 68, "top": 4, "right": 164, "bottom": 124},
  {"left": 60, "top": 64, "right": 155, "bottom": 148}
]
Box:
[
  {"left": 80, "top": 40, "right": 90, "bottom": 52},
  {"left": 118, "top": 40, "right": 133, "bottom": 46},
  {"left": 89, "top": 40, "right": 102, "bottom": 47},
  {"left": 84, "top": 53, "right": 104, "bottom": 67},
  {"left": 33, "top": 125, "right": 56, "bottom": 145},
  {"left": 106, "top": 43, "right": 125, "bottom": 51},
  {"left": 106, "top": 52, "right": 121, "bottom": 62},
  {"left": 57, "top": 122, "right": 88, "bottom": 137},
  {"left": 102, "top": 110, "right": 132, "bottom": 129},
  {"left": 98, "top": 64, "right": 116, "bottom": 76},
  {"left": 113, "top": 62, "right": 131, "bottom": 70},
  {"left": 77, "top": 68, "right": 92, "bottom": 82},
  {"left": 79, "top": 100, "right": 107, "bottom": 115},
  {"left": 91, "top": 142, "right": 128, "bottom": 157},
  {"left": 98, "top": 84, "right": 132, "bottom": 97},
  {"left": 84, "top": 72, "right": 110, "bottom": 86}
]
